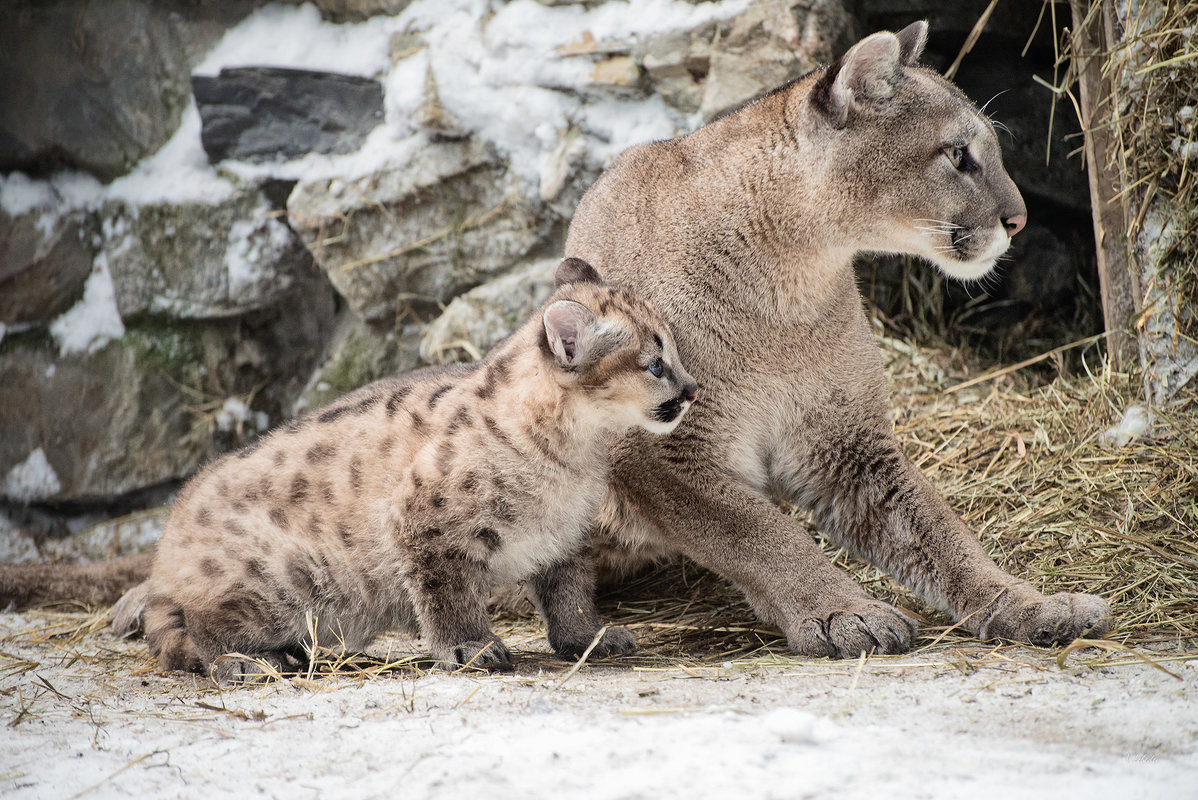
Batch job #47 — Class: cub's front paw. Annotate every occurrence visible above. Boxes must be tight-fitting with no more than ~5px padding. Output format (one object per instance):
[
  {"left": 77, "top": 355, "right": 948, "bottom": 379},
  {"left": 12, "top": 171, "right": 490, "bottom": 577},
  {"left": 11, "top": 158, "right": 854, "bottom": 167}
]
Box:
[
  {"left": 550, "top": 625, "right": 637, "bottom": 660},
  {"left": 980, "top": 589, "right": 1113, "bottom": 647},
  {"left": 591, "top": 626, "right": 637, "bottom": 658},
  {"left": 209, "top": 652, "right": 289, "bottom": 685},
  {"left": 442, "top": 638, "right": 513, "bottom": 672},
  {"left": 788, "top": 600, "right": 916, "bottom": 659}
]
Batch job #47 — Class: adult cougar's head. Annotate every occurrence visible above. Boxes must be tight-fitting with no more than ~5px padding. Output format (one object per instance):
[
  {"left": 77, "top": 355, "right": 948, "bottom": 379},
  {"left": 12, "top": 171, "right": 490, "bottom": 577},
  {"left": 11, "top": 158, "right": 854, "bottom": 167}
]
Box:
[{"left": 806, "top": 21, "right": 1027, "bottom": 281}]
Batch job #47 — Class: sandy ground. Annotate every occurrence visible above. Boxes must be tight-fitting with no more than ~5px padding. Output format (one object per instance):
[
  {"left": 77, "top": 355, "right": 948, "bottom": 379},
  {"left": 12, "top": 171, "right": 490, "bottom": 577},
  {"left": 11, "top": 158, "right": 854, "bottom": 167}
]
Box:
[{"left": 1, "top": 610, "right": 1196, "bottom": 800}]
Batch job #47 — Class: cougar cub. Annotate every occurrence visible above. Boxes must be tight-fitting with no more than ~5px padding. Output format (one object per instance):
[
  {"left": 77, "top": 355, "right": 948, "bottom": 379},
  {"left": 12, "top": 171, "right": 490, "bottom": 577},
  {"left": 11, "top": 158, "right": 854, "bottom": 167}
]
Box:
[{"left": 123, "top": 258, "right": 697, "bottom": 682}]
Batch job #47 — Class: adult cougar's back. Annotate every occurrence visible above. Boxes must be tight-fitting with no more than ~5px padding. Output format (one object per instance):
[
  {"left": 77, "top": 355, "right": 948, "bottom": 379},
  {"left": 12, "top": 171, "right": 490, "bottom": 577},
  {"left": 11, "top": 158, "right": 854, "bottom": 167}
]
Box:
[{"left": 566, "top": 20, "right": 1111, "bottom": 657}]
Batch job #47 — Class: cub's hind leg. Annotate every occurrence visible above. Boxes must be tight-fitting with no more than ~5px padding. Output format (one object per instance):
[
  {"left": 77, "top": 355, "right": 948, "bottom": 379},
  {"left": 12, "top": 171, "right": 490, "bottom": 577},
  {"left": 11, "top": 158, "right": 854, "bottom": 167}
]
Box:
[
  {"left": 142, "top": 591, "right": 308, "bottom": 684},
  {"left": 528, "top": 546, "right": 636, "bottom": 659},
  {"left": 142, "top": 593, "right": 204, "bottom": 673},
  {"left": 404, "top": 544, "right": 512, "bottom": 671}
]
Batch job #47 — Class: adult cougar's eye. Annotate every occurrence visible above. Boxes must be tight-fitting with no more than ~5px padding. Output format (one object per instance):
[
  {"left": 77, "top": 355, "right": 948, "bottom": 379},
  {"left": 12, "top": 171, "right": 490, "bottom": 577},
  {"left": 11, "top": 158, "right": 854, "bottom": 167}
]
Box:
[
  {"left": 943, "top": 145, "right": 964, "bottom": 170},
  {"left": 647, "top": 357, "right": 664, "bottom": 378}
]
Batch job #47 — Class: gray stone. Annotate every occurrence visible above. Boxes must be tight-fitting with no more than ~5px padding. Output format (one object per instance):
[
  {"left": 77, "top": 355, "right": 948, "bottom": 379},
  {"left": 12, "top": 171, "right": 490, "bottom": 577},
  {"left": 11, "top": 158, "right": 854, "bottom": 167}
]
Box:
[
  {"left": 640, "top": 0, "right": 858, "bottom": 119},
  {"left": 192, "top": 68, "right": 385, "bottom": 164},
  {"left": 287, "top": 137, "right": 554, "bottom": 324},
  {"left": 0, "top": 271, "right": 335, "bottom": 503},
  {"left": 0, "top": 207, "right": 97, "bottom": 325},
  {"left": 294, "top": 311, "right": 423, "bottom": 414},
  {"left": 0, "top": 1, "right": 195, "bottom": 180},
  {"left": 420, "top": 258, "right": 558, "bottom": 364},
  {"left": 311, "top": 0, "right": 413, "bottom": 22},
  {"left": 102, "top": 188, "right": 311, "bottom": 319},
  {"left": 0, "top": 505, "right": 165, "bottom": 566}
]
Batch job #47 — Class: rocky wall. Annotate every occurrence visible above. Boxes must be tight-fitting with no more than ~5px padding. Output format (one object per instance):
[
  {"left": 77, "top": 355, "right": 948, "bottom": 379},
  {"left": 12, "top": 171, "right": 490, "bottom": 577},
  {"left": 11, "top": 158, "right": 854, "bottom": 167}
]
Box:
[{"left": 0, "top": 0, "right": 1091, "bottom": 558}]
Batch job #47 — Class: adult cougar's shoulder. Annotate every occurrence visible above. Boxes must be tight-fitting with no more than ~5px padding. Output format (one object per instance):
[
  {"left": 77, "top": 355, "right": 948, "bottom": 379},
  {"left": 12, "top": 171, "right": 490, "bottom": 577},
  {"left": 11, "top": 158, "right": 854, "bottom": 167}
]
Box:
[{"left": 567, "top": 21, "right": 1111, "bottom": 658}]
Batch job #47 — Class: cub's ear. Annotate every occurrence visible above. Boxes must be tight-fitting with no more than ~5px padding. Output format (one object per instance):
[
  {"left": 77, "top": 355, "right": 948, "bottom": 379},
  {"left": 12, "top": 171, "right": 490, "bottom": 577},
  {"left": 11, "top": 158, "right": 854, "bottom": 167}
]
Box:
[
  {"left": 812, "top": 30, "right": 904, "bottom": 128},
  {"left": 555, "top": 257, "right": 604, "bottom": 288},
  {"left": 896, "top": 20, "right": 928, "bottom": 67},
  {"left": 543, "top": 300, "right": 614, "bottom": 369}
]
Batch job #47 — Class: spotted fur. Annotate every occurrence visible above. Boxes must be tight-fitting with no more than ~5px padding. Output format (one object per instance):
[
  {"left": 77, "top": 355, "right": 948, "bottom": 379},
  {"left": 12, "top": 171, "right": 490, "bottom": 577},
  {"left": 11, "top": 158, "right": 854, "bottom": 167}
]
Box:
[{"left": 10, "top": 259, "right": 697, "bottom": 683}]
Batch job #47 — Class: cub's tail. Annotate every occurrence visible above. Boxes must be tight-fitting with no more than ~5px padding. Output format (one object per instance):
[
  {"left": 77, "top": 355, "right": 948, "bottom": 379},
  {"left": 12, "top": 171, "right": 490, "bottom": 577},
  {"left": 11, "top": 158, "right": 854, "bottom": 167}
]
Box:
[{"left": 0, "top": 552, "right": 154, "bottom": 611}]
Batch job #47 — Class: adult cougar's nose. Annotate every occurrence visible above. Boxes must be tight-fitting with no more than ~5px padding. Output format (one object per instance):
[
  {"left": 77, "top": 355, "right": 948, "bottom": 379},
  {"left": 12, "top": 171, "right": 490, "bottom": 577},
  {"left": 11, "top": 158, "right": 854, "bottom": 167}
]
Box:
[{"left": 1003, "top": 214, "right": 1026, "bottom": 237}]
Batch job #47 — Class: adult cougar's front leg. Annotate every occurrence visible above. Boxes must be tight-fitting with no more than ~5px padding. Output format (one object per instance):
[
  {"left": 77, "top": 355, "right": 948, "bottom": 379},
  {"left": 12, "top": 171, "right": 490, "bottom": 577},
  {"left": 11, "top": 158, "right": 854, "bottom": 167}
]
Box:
[
  {"left": 801, "top": 419, "right": 1114, "bottom": 646},
  {"left": 609, "top": 454, "right": 916, "bottom": 658}
]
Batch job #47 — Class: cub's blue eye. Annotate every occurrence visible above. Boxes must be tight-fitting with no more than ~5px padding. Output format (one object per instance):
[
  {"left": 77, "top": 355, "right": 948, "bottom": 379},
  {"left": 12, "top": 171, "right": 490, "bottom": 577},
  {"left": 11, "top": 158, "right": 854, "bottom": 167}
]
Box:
[{"left": 647, "top": 358, "right": 664, "bottom": 378}]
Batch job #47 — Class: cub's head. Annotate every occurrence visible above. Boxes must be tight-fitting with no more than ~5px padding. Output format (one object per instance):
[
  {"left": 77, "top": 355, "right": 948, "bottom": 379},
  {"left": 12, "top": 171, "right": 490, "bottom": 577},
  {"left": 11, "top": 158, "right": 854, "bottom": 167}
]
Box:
[
  {"left": 805, "top": 21, "right": 1027, "bottom": 281},
  {"left": 541, "top": 257, "right": 698, "bottom": 435}
]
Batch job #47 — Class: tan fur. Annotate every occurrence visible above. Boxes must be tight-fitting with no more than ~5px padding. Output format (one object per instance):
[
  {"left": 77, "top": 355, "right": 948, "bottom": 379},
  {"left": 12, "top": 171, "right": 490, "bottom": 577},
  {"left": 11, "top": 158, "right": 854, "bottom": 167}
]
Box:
[
  {"left": 565, "top": 22, "right": 1112, "bottom": 657},
  {"left": 5, "top": 259, "right": 697, "bottom": 682}
]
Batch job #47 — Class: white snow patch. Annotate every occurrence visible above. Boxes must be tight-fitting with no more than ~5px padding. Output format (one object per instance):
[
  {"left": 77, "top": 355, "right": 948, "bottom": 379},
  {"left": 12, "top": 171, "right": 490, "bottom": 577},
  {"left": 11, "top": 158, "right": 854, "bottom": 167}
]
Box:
[
  {"left": 225, "top": 214, "right": 295, "bottom": 296},
  {"left": 4, "top": 448, "right": 62, "bottom": 502},
  {"left": 106, "top": 102, "right": 236, "bottom": 206},
  {"left": 0, "top": 172, "right": 57, "bottom": 217},
  {"left": 1100, "top": 404, "right": 1151, "bottom": 447},
  {"left": 194, "top": 2, "right": 395, "bottom": 78},
  {"left": 215, "top": 397, "right": 269, "bottom": 433},
  {"left": 762, "top": 707, "right": 827, "bottom": 745},
  {"left": 388, "top": 0, "right": 748, "bottom": 187},
  {"left": 49, "top": 253, "right": 126, "bottom": 356},
  {"left": 0, "top": 171, "right": 104, "bottom": 236},
  {"left": 1173, "top": 138, "right": 1198, "bottom": 161}
]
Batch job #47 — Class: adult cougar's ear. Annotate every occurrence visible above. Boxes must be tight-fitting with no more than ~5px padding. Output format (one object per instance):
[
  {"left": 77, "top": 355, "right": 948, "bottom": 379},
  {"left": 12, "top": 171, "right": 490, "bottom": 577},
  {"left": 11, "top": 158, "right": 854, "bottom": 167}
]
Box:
[
  {"left": 543, "top": 300, "right": 616, "bottom": 369},
  {"left": 896, "top": 20, "right": 928, "bottom": 67},
  {"left": 555, "top": 257, "right": 604, "bottom": 288},
  {"left": 811, "top": 29, "right": 905, "bottom": 128}
]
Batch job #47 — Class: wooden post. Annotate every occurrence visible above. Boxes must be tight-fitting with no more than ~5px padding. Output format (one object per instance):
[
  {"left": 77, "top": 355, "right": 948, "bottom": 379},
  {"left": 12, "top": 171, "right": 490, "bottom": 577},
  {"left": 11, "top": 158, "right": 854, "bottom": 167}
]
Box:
[{"left": 1069, "top": 0, "right": 1139, "bottom": 371}]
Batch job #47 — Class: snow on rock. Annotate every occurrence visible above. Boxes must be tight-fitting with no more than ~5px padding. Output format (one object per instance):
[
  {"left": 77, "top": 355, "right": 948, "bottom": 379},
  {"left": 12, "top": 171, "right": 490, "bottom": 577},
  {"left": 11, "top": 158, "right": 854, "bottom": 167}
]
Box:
[
  {"left": 225, "top": 215, "right": 296, "bottom": 298},
  {"left": 194, "top": 3, "right": 395, "bottom": 79},
  {"left": 1100, "top": 404, "right": 1152, "bottom": 447},
  {"left": 215, "top": 397, "right": 271, "bottom": 434},
  {"left": 48, "top": 253, "right": 125, "bottom": 357},
  {"left": 4, "top": 448, "right": 62, "bottom": 502}
]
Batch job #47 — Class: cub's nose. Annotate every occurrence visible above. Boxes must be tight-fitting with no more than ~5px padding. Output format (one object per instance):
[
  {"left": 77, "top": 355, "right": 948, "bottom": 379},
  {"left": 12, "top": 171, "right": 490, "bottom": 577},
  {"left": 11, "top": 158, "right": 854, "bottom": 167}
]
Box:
[
  {"left": 1003, "top": 214, "right": 1027, "bottom": 237},
  {"left": 683, "top": 383, "right": 699, "bottom": 403}
]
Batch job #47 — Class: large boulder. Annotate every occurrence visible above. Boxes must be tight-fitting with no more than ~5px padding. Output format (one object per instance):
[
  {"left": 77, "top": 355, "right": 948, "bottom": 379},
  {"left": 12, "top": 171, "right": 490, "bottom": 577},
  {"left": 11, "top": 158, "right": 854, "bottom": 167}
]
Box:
[
  {"left": 287, "top": 136, "right": 554, "bottom": 325},
  {"left": 293, "top": 311, "right": 424, "bottom": 414},
  {"left": 102, "top": 187, "right": 313, "bottom": 319}
]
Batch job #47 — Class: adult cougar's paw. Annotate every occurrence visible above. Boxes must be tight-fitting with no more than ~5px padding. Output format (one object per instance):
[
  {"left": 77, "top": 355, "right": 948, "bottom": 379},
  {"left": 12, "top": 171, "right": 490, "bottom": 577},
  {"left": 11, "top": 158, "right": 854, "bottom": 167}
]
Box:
[
  {"left": 443, "top": 638, "right": 513, "bottom": 672},
  {"left": 979, "top": 589, "right": 1113, "bottom": 647},
  {"left": 788, "top": 600, "right": 916, "bottom": 658}
]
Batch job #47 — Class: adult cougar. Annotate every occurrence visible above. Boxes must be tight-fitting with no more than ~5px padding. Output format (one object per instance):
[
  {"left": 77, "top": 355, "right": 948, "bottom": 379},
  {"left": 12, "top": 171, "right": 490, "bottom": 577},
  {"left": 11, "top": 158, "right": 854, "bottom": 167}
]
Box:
[{"left": 565, "top": 21, "right": 1112, "bottom": 657}]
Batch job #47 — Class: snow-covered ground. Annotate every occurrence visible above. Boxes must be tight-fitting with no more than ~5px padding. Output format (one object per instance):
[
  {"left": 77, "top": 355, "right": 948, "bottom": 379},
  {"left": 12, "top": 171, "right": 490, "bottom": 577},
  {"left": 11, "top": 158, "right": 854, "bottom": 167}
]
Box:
[{"left": 1, "top": 611, "right": 1195, "bottom": 800}]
